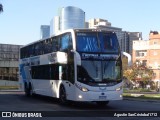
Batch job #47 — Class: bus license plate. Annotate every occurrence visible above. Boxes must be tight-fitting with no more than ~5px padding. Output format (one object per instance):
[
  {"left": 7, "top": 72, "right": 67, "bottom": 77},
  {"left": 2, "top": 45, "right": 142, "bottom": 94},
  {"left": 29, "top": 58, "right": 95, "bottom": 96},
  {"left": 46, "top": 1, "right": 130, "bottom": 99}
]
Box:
[{"left": 99, "top": 96, "right": 106, "bottom": 100}]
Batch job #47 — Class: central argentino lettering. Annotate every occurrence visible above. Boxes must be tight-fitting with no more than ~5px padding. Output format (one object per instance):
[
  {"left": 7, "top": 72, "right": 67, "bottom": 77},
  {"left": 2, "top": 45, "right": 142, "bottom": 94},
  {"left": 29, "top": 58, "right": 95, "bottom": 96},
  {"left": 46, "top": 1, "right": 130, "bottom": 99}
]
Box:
[
  {"left": 81, "top": 53, "right": 118, "bottom": 60},
  {"left": 82, "top": 53, "right": 99, "bottom": 59}
]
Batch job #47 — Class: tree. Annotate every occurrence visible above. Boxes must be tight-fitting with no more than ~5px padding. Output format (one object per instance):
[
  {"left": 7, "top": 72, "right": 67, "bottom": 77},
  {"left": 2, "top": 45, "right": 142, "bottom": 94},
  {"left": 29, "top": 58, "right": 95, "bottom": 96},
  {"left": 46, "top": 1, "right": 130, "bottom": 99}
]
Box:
[
  {"left": 122, "top": 56, "right": 128, "bottom": 70},
  {"left": 0, "top": 3, "right": 3, "bottom": 13},
  {"left": 123, "top": 62, "right": 154, "bottom": 88}
]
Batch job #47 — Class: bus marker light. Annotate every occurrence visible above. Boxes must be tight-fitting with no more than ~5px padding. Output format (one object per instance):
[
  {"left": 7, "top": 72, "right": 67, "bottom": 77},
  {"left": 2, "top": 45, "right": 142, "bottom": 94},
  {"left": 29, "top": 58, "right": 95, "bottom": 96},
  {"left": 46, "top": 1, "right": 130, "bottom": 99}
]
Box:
[{"left": 81, "top": 87, "right": 88, "bottom": 92}]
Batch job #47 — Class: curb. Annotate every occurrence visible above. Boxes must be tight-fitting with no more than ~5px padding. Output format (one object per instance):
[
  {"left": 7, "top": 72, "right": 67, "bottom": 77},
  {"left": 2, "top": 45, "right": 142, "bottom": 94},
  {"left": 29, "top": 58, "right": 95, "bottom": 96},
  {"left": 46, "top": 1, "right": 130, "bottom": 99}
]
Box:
[
  {"left": 123, "top": 97, "right": 160, "bottom": 103},
  {"left": 0, "top": 89, "right": 23, "bottom": 92}
]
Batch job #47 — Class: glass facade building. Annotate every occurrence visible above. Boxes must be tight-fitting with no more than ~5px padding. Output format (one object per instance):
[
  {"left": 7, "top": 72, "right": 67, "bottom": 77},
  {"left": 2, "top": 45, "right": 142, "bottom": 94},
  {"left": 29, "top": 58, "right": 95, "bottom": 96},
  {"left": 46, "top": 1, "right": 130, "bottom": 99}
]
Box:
[
  {"left": 40, "top": 25, "right": 50, "bottom": 39},
  {"left": 60, "top": 6, "right": 85, "bottom": 31}
]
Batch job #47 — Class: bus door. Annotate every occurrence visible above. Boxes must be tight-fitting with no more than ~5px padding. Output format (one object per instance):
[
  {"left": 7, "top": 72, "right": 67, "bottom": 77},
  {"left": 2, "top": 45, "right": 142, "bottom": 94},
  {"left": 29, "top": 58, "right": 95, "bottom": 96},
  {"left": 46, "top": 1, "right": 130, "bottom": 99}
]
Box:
[{"left": 24, "top": 66, "right": 33, "bottom": 88}]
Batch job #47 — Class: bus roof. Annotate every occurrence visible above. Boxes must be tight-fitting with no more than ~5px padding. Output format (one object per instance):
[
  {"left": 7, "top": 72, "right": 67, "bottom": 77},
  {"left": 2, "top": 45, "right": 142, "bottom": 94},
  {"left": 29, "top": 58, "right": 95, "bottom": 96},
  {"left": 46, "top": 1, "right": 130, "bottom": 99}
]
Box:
[{"left": 20, "top": 28, "right": 116, "bottom": 49}]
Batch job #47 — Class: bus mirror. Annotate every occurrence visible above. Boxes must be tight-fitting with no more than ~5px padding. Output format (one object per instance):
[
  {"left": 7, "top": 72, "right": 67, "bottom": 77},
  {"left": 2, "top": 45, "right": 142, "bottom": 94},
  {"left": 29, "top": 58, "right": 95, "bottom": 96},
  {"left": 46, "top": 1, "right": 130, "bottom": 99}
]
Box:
[
  {"left": 70, "top": 50, "right": 81, "bottom": 65},
  {"left": 76, "top": 52, "right": 81, "bottom": 66}
]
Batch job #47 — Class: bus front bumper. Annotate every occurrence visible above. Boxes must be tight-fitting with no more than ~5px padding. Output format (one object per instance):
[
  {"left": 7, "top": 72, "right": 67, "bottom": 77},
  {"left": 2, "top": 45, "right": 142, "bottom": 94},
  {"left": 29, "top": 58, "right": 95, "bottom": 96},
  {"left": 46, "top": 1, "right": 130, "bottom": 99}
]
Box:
[{"left": 74, "top": 89, "right": 123, "bottom": 102}]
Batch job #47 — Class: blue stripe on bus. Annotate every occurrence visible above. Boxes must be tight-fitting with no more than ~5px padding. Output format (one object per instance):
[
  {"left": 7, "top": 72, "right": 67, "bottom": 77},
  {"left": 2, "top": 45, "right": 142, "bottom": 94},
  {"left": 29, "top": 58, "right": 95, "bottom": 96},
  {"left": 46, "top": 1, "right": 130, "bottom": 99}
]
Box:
[{"left": 20, "top": 64, "right": 27, "bottom": 80}]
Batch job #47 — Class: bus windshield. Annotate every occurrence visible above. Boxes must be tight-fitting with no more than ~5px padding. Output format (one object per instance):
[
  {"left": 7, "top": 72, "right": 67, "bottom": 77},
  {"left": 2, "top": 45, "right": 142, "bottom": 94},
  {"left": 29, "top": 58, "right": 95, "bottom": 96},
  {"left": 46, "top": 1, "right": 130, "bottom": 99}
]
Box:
[
  {"left": 76, "top": 32, "right": 119, "bottom": 53},
  {"left": 77, "top": 60, "right": 121, "bottom": 83}
]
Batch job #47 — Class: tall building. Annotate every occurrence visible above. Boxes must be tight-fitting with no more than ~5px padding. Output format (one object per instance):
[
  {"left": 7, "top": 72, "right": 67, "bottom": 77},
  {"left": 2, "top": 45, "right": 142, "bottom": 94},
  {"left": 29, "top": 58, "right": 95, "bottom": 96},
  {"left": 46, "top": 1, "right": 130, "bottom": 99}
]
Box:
[
  {"left": 50, "top": 18, "right": 54, "bottom": 37},
  {"left": 54, "top": 16, "right": 60, "bottom": 35},
  {"left": 127, "top": 32, "right": 142, "bottom": 55},
  {"left": 88, "top": 18, "right": 111, "bottom": 28},
  {"left": 132, "top": 31, "right": 160, "bottom": 87},
  {"left": 60, "top": 6, "right": 85, "bottom": 31},
  {"left": 40, "top": 25, "right": 50, "bottom": 39},
  {"left": 49, "top": 11, "right": 142, "bottom": 56},
  {"left": 50, "top": 6, "right": 85, "bottom": 35},
  {"left": 0, "top": 44, "right": 22, "bottom": 81},
  {"left": 50, "top": 16, "right": 60, "bottom": 36}
]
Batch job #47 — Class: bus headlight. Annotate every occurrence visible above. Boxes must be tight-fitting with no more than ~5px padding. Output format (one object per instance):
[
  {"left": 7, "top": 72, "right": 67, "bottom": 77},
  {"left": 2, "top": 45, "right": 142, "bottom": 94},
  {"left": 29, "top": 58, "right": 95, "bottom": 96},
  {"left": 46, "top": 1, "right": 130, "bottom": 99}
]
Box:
[
  {"left": 75, "top": 83, "right": 89, "bottom": 92},
  {"left": 116, "top": 86, "right": 122, "bottom": 91},
  {"left": 81, "top": 87, "right": 89, "bottom": 92}
]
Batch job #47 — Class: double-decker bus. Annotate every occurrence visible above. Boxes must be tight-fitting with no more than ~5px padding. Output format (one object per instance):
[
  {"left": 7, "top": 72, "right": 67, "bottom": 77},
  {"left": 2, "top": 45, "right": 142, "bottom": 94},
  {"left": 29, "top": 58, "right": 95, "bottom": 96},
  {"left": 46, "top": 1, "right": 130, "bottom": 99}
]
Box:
[{"left": 19, "top": 29, "right": 123, "bottom": 106}]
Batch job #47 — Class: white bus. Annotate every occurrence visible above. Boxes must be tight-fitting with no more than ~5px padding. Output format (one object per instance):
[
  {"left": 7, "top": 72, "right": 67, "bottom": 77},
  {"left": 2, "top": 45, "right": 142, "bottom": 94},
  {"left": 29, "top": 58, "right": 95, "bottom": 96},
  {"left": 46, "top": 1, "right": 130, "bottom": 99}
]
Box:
[{"left": 19, "top": 29, "right": 123, "bottom": 106}]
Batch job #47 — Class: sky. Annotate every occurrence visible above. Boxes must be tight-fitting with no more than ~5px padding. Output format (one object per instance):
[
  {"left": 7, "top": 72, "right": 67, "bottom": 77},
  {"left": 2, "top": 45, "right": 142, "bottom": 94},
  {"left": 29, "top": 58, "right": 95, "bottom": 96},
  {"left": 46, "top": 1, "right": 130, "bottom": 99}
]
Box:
[{"left": 0, "top": 0, "right": 160, "bottom": 45}]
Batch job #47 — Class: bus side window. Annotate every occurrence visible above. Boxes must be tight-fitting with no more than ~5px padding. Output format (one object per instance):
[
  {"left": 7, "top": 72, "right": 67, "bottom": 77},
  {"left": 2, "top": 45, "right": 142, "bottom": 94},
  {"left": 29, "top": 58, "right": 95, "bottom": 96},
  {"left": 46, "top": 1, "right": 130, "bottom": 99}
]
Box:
[
  {"left": 44, "top": 39, "right": 49, "bottom": 54},
  {"left": 52, "top": 37, "right": 58, "bottom": 52},
  {"left": 54, "top": 65, "right": 59, "bottom": 80},
  {"left": 46, "top": 38, "right": 52, "bottom": 53},
  {"left": 39, "top": 41, "right": 44, "bottom": 55},
  {"left": 35, "top": 44, "right": 39, "bottom": 56},
  {"left": 61, "top": 65, "right": 68, "bottom": 80},
  {"left": 60, "top": 33, "right": 71, "bottom": 52},
  {"left": 20, "top": 48, "right": 24, "bottom": 58},
  {"left": 103, "top": 35, "right": 112, "bottom": 50},
  {"left": 68, "top": 33, "right": 73, "bottom": 50}
]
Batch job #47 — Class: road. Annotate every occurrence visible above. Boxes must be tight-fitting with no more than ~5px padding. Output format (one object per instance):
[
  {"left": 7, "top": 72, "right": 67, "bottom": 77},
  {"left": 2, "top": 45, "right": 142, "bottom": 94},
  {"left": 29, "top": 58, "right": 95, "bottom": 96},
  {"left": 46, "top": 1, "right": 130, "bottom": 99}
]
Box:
[{"left": 0, "top": 91, "right": 160, "bottom": 120}]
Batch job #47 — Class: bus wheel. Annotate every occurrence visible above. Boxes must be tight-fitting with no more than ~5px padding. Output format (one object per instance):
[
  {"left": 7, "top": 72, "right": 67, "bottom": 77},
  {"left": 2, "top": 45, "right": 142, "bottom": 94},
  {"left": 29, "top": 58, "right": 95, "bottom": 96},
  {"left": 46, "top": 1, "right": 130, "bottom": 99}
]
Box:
[
  {"left": 59, "top": 86, "right": 67, "bottom": 104},
  {"left": 96, "top": 101, "right": 109, "bottom": 106}
]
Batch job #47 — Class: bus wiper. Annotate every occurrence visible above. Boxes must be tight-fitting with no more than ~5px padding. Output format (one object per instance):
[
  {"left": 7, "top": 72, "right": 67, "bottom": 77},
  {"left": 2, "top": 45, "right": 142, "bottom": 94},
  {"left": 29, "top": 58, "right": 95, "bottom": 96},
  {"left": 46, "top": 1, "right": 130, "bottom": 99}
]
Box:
[
  {"left": 103, "top": 78, "right": 122, "bottom": 84},
  {"left": 103, "top": 78, "right": 116, "bottom": 82}
]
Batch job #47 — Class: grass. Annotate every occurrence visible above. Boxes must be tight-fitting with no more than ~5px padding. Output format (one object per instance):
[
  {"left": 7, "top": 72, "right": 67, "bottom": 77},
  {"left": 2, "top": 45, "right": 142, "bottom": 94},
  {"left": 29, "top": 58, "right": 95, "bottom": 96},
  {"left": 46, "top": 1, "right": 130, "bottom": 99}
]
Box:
[
  {"left": 123, "top": 88, "right": 153, "bottom": 93},
  {"left": 0, "top": 86, "right": 19, "bottom": 90},
  {"left": 123, "top": 93, "right": 160, "bottom": 100}
]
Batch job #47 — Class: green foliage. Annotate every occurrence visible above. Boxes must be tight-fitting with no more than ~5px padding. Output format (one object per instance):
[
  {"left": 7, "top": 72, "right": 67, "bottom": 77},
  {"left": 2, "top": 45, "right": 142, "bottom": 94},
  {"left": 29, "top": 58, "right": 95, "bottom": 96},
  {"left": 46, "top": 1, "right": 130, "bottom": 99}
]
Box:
[
  {"left": 122, "top": 57, "right": 128, "bottom": 70},
  {"left": 123, "top": 62, "right": 154, "bottom": 86},
  {"left": 123, "top": 88, "right": 152, "bottom": 93}
]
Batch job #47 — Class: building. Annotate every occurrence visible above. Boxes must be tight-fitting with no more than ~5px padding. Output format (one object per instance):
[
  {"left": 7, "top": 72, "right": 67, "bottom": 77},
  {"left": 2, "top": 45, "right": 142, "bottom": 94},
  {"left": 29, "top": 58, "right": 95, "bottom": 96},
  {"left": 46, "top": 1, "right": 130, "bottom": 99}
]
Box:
[
  {"left": 50, "top": 18, "right": 54, "bottom": 37},
  {"left": 132, "top": 31, "right": 160, "bottom": 87},
  {"left": 0, "top": 44, "right": 22, "bottom": 81},
  {"left": 60, "top": 6, "right": 85, "bottom": 31},
  {"left": 88, "top": 18, "right": 111, "bottom": 28},
  {"left": 50, "top": 6, "right": 85, "bottom": 35},
  {"left": 40, "top": 25, "right": 50, "bottom": 39},
  {"left": 127, "top": 32, "right": 142, "bottom": 55},
  {"left": 149, "top": 31, "right": 160, "bottom": 39},
  {"left": 49, "top": 9, "right": 142, "bottom": 56},
  {"left": 50, "top": 16, "right": 60, "bottom": 37},
  {"left": 49, "top": 9, "right": 142, "bottom": 55}
]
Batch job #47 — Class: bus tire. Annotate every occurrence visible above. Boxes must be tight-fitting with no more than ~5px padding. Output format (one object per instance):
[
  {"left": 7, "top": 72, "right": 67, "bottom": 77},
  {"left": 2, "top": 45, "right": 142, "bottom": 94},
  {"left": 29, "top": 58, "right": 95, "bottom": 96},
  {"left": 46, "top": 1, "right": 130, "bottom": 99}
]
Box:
[
  {"left": 24, "top": 82, "right": 33, "bottom": 97},
  {"left": 96, "top": 101, "right": 109, "bottom": 106},
  {"left": 59, "top": 86, "right": 67, "bottom": 104}
]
